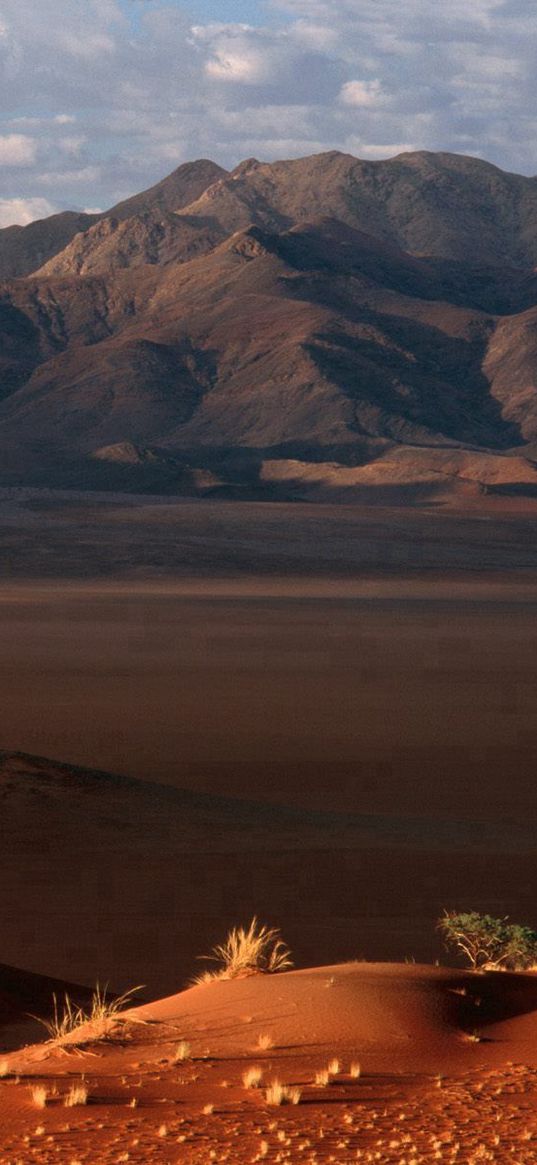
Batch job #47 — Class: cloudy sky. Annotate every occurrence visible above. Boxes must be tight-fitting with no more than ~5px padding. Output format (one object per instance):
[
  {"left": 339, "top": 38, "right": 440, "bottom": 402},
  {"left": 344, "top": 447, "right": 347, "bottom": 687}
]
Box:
[{"left": 0, "top": 0, "right": 535, "bottom": 226}]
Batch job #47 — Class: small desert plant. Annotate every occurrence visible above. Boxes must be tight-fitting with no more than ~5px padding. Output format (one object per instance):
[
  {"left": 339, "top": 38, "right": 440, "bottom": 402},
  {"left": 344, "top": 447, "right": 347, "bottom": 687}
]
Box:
[
  {"left": 242, "top": 1066, "right": 263, "bottom": 1089},
  {"left": 35, "top": 983, "right": 142, "bottom": 1045},
  {"left": 174, "top": 1040, "right": 192, "bottom": 1061},
  {"left": 193, "top": 917, "right": 293, "bottom": 983},
  {"left": 256, "top": 1034, "right": 274, "bottom": 1051},
  {"left": 438, "top": 911, "right": 537, "bottom": 971},
  {"left": 349, "top": 1061, "right": 361, "bottom": 1079},
  {"left": 30, "top": 1084, "right": 49, "bottom": 1108},
  {"left": 88, "top": 983, "right": 143, "bottom": 1032},
  {"left": 64, "top": 1081, "right": 88, "bottom": 1107},
  {"left": 327, "top": 1058, "right": 340, "bottom": 1076},
  {"left": 265, "top": 1080, "right": 301, "bottom": 1106},
  {"left": 315, "top": 1069, "right": 330, "bottom": 1086}
]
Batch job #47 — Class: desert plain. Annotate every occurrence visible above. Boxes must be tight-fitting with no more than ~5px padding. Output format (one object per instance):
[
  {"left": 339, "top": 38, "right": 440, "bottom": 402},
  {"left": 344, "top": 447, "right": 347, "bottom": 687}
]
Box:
[{"left": 3, "top": 489, "right": 537, "bottom": 1162}]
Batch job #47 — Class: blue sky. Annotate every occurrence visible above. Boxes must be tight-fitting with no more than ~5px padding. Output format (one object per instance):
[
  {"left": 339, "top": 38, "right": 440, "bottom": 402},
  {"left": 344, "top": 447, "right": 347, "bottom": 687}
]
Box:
[{"left": 0, "top": 0, "right": 536, "bottom": 226}]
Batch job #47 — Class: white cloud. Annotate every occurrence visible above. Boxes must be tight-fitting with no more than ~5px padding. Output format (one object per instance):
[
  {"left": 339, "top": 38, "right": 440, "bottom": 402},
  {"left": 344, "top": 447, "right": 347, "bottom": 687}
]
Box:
[
  {"left": 0, "top": 196, "right": 57, "bottom": 227},
  {"left": 0, "top": 133, "right": 36, "bottom": 165},
  {"left": 0, "top": 0, "right": 537, "bottom": 216},
  {"left": 340, "top": 80, "right": 386, "bottom": 107}
]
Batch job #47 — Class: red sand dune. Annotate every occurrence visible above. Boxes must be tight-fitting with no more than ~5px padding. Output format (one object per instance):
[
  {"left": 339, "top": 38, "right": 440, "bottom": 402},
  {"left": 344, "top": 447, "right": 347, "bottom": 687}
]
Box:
[
  {"left": 0, "top": 963, "right": 93, "bottom": 1053},
  {"left": 2, "top": 962, "right": 537, "bottom": 1162}
]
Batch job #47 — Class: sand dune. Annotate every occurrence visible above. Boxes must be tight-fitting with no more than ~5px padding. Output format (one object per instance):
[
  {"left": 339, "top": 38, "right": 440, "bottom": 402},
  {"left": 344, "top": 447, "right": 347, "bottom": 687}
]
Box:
[
  {"left": 3, "top": 962, "right": 537, "bottom": 1163},
  {"left": 4, "top": 748, "right": 537, "bottom": 1004}
]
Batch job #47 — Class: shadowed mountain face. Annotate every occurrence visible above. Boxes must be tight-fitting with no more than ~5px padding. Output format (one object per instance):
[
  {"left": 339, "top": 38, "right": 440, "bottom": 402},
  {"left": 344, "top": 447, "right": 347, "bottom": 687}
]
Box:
[{"left": 3, "top": 150, "right": 537, "bottom": 501}]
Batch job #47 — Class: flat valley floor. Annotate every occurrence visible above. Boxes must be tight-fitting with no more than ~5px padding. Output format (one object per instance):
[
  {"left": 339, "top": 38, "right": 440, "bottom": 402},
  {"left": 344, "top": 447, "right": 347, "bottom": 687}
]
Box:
[{"left": 3, "top": 491, "right": 537, "bottom": 991}]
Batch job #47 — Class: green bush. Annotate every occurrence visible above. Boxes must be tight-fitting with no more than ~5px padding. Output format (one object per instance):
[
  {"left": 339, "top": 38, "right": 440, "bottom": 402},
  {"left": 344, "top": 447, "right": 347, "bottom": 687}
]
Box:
[{"left": 437, "top": 910, "right": 537, "bottom": 971}]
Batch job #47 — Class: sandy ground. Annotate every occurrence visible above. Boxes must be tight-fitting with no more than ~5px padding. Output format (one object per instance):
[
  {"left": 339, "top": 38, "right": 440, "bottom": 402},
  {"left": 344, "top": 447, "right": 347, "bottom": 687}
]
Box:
[
  {"left": 3, "top": 963, "right": 537, "bottom": 1164},
  {"left": 2, "top": 580, "right": 537, "bottom": 818}
]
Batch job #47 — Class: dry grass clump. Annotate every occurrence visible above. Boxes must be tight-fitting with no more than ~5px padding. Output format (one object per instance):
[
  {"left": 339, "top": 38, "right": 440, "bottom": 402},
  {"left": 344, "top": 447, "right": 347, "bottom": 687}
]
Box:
[
  {"left": 193, "top": 918, "right": 293, "bottom": 983},
  {"left": 256, "top": 1034, "right": 274, "bottom": 1051},
  {"left": 35, "top": 984, "right": 142, "bottom": 1046},
  {"left": 0, "top": 1060, "right": 11, "bottom": 1078},
  {"left": 30, "top": 1084, "right": 49, "bottom": 1108},
  {"left": 174, "top": 1040, "right": 192, "bottom": 1062},
  {"left": 327, "top": 1058, "right": 340, "bottom": 1076},
  {"left": 265, "top": 1080, "right": 301, "bottom": 1106},
  {"left": 243, "top": 1066, "right": 263, "bottom": 1089},
  {"left": 64, "top": 1081, "right": 89, "bottom": 1107},
  {"left": 349, "top": 1061, "right": 361, "bottom": 1079},
  {"left": 315, "top": 1069, "right": 330, "bottom": 1087}
]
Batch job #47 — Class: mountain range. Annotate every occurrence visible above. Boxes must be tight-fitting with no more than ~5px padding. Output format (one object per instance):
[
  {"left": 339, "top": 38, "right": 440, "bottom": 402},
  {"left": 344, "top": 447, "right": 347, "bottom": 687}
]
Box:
[{"left": 3, "top": 149, "right": 537, "bottom": 500}]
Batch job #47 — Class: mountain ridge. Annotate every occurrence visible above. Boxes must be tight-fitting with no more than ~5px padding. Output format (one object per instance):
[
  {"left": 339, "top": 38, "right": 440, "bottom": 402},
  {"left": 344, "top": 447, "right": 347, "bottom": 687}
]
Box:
[{"left": 3, "top": 149, "right": 537, "bottom": 501}]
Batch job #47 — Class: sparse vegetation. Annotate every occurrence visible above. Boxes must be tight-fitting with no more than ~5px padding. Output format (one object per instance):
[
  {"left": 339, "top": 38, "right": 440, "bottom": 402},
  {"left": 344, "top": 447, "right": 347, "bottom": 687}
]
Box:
[
  {"left": 174, "top": 1040, "right": 192, "bottom": 1062},
  {"left": 438, "top": 911, "right": 537, "bottom": 970},
  {"left": 64, "top": 1081, "right": 89, "bottom": 1106},
  {"left": 193, "top": 917, "right": 293, "bottom": 983},
  {"left": 265, "top": 1080, "right": 301, "bottom": 1106},
  {"left": 256, "top": 1033, "right": 274, "bottom": 1051},
  {"left": 242, "top": 1066, "right": 263, "bottom": 1089},
  {"left": 327, "top": 1057, "right": 340, "bottom": 1076},
  {"left": 35, "top": 983, "right": 142, "bottom": 1046},
  {"left": 30, "top": 1084, "right": 49, "bottom": 1108},
  {"left": 315, "top": 1069, "right": 330, "bottom": 1086},
  {"left": 349, "top": 1061, "right": 361, "bottom": 1079}
]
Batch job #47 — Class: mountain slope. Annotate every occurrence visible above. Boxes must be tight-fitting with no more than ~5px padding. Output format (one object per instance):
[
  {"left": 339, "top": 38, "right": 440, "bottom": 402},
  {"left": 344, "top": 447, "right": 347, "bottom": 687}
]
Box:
[
  {"left": 0, "top": 159, "right": 226, "bottom": 281},
  {"left": 3, "top": 150, "right": 537, "bottom": 499}
]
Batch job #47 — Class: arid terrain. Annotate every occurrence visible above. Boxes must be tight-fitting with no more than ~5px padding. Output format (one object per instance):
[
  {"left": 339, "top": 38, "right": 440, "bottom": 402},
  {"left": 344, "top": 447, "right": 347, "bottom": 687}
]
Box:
[
  {"left": 4, "top": 150, "right": 537, "bottom": 500},
  {"left": 3, "top": 962, "right": 537, "bottom": 1165},
  {"left": 4, "top": 149, "right": 537, "bottom": 1162}
]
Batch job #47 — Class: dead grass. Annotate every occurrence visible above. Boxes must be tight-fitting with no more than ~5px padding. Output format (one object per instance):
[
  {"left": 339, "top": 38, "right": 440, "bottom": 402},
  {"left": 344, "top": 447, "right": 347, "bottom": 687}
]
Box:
[
  {"left": 193, "top": 917, "right": 293, "bottom": 983},
  {"left": 265, "top": 1080, "right": 301, "bottom": 1106},
  {"left": 256, "top": 1034, "right": 274, "bottom": 1051},
  {"left": 242, "top": 1067, "right": 263, "bottom": 1089},
  {"left": 173, "top": 1040, "right": 191, "bottom": 1062},
  {"left": 64, "top": 1081, "right": 89, "bottom": 1107},
  {"left": 34, "top": 983, "right": 142, "bottom": 1046},
  {"left": 30, "top": 1084, "right": 49, "bottom": 1108}
]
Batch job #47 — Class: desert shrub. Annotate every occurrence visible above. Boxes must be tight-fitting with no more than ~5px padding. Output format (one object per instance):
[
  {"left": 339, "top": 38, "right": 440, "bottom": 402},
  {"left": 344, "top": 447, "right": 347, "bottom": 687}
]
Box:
[
  {"left": 64, "top": 1081, "right": 89, "bottom": 1106},
  {"left": 265, "top": 1080, "right": 301, "bottom": 1106},
  {"left": 35, "top": 983, "right": 142, "bottom": 1045},
  {"left": 438, "top": 911, "right": 537, "bottom": 970},
  {"left": 193, "top": 917, "right": 293, "bottom": 983}
]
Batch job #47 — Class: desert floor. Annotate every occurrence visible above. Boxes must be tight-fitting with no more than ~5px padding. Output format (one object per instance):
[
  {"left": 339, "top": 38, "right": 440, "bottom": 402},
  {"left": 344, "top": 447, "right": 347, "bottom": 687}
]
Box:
[
  {"left": 3, "top": 963, "right": 537, "bottom": 1165},
  {"left": 3, "top": 492, "right": 537, "bottom": 1159}
]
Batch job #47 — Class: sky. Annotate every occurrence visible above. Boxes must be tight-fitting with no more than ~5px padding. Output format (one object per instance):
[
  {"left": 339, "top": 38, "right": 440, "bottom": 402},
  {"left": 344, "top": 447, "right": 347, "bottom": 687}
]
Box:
[{"left": 0, "top": 0, "right": 536, "bottom": 226}]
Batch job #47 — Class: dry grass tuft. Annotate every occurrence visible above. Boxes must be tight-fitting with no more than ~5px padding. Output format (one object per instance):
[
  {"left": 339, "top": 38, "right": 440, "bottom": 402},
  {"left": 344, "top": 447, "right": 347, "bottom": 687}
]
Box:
[
  {"left": 243, "top": 1067, "right": 263, "bottom": 1089},
  {"left": 0, "top": 1060, "right": 10, "bottom": 1078},
  {"left": 193, "top": 917, "right": 293, "bottom": 983},
  {"left": 64, "top": 1081, "right": 89, "bottom": 1107},
  {"left": 349, "top": 1061, "right": 361, "bottom": 1079},
  {"left": 30, "top": 1084, "right": 49, "bottom": 1108},
  {"left": 256, "top": 1034, "right": 274, "bottom": 1051},
  {"left": 174, "top": 1040, "right": 192, "bottom": 1062},
  {"left": 327, "top": 1058, "right": 340, "bottom": 1076},
  {"left": 34, "top": 983, "right": 142, "bottom": 1046},
  {"left": 315, "top": 1069, "right": 330, "bottom": 1087},
  {"left": 265, "top": 1080, "right": 301, "bottom": 1106}
]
